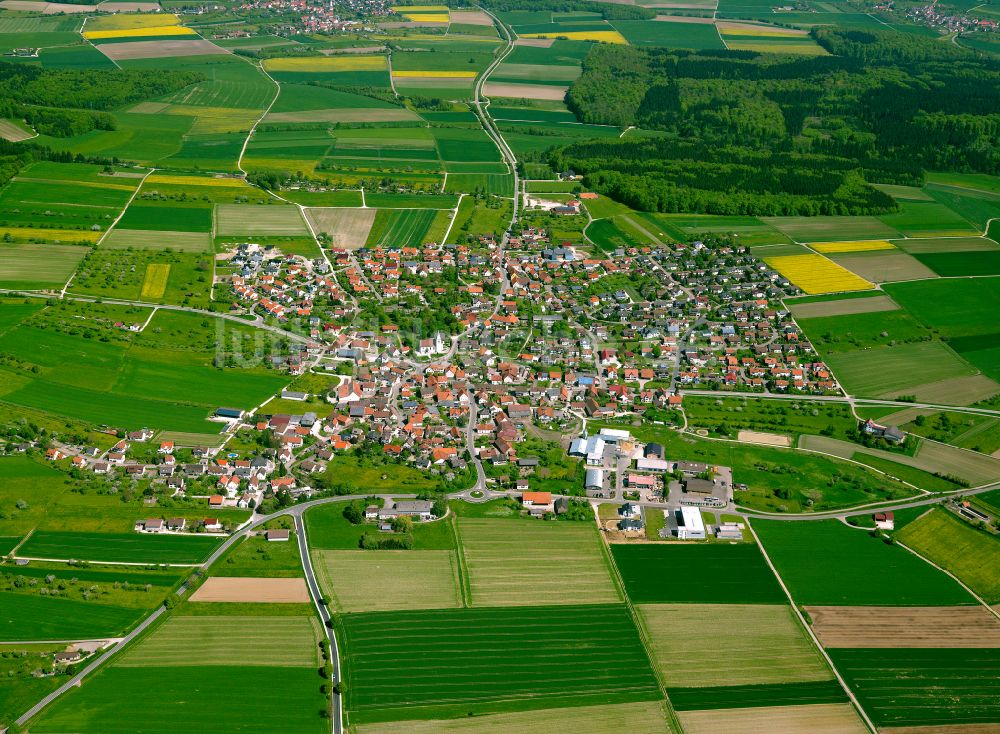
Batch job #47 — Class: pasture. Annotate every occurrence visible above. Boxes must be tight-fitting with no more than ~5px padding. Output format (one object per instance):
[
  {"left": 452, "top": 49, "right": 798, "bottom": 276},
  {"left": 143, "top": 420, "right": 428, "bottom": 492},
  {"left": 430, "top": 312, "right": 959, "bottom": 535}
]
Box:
[
  {"left": 897, "top": 509, "right": 1000, "bottom": 603},
  {"left": 215, "top": 205, "right": 309, "bottom": 237},
  {"left": 0, "top": 244, "right": 87, "bottom": 289},
  {"left": 312, "top": 549, "right": 462, "bottom": 612},
  {"left": 752, "top": 519, "right": 973, "bottom": 606},
  {"left": 829, "top": 648, "right": 1000, "bottom": 728},
  {"left": 340, "top": 604, "right": 661, "bottom": 723},
  {"left": 354, "top": 701, "right": 672, "bottom": 734},
  {"left": 638, "top": 603, "right": 830, "bottom": 687},
  {"left": 458, "top": 518, "right": 619, "bottom": 606},
  {"left": 806, "top": 605, "right": 1000, "bottom": 648},
  {"left": 610, "top": 543, "right": 785, "bottom": 604},
  {"left": 17, "top": 531, "right": 222, "bottom": 564},
  {"left": 678, "top": 704, "right": 867, "bottom": 734},
  {"left": 366, "top": 209, "right": 437, "bottom": 247},
  {"left": 0, "top": 591, "right": 144, "bottom": 641},
  {"left": 116, "top": 615, "right": 321, "bottom": 667}
]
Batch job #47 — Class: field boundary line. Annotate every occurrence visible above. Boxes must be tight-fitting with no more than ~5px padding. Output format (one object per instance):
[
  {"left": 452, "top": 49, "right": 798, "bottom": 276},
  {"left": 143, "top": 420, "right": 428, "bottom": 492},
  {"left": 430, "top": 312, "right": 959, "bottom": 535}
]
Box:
[
  {"left": 450, "top": 513, "right": 472, "bottom": 607},
  {"left": 746, "top": 519, "right": 878, "bottom": 734},
  {"left": 440, "top": 193, "right": 463, "bottom": 245},
  {"left": 594, "top": 513, "right": 685, "bottom": 734},
  {"left": 236, "top": 59, "right": 281, "bottom": 176},
  {"left": 895, "top": 535, "right": 1000, "bottom": 622}
]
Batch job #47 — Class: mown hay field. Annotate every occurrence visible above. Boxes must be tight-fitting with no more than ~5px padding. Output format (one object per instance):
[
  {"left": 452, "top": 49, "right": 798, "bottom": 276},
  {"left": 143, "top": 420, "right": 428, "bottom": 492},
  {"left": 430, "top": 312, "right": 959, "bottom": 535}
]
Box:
[
  {"left": 215, "top": 204, "right": 308, "bottom": 236},
  {"left": 638, "top": 603, "right": 831, "bottom": 687},
  {"left": 807, "top": 605, "right": 1000, "bottom": 648},
  {"left": 810, "top": 240, "right": 896, "bottom": 253},
  {"left": 821, "top": 341, "right": 976, "bottom": 398},
  {"left": 897, "top": 509, "right": 1000, "bottom": 603},
  {"left": 0, "top": 243, "right": 88, "bottom": 287},
  {"left": 263, "top": 54, "right": 387, "bottom": 72},
  {"left": 458, "top": 518, "right": 619, "bottom": 606},
  {"left": 313, "top": 549, "right": 461, "bottom": 613},
  {"left": 102, "top": 229, "right": 212, "bottom": 252},
  {"left": 305, "top": 207, "right": 376, "bottom": 248},
  {"left": 139, "top": 263, "right": 170, "bottom": 299},
  {"left": 341, "top": 604, "right": 660, "bottom": 723},
  {"left": 189, "top": 577, "right": 311, "bottom": 604},
  {"left": 765, "top": 254, "right": 873, "bottom": 294},
  {"left": 116, "top": 615, "right": 321, "bottom": 667},
  {"left": 355, "top": 701, "right": 672, "bottom": 734},
  {"left": 679, "top": 703, "right": 867, "bottom": 734}
]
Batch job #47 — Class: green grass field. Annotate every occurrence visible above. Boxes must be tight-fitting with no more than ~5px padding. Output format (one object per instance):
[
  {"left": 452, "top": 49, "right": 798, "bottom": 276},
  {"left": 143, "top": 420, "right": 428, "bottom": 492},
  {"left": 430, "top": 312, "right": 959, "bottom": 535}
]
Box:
[
  {"left": 304, "top": 503, "right": 453, "bottom": 550},
  {"left": 215, "top": 205, "right": 309, "bottom": 236},
  {"left": 896, "top": 509, "right": 1000, "bottom": 603},
  {"left": 32, "top": 665, "right": 329, "bottom": 734},
  {"left": 365, "top": 208, "right": 438, "bottom": 247},
  {"left": 822, "top": 341, "right": 976, "bottom": 398},
  {"left": 341, "top": 604, "right": 661, "bottom": 723},
  {"left": 0, "top": 244, "right": 88, "bottom": 289},
  {"left": 18, "top": 531, "right": 223, "bottom": 565},
  {"left": 610, "top": 543, "right": 785, "bottom": 604},
  {"left": 667, "top": 680, "right": 848, "bottom": 711},
  {"left": 753, "top": 519, "right": 974, "bottom": 606},
  {"left": 116, "top": 615, "right": 321, "bottom": 667},
  {"left": 0, "top": 591, "right": 145, "bottom": 641},
  {"left": 830, "top": 648, "right": 1000, "bottom": 728},
  {"left": 458, "top": 518, "right": 619, "bottom": 606},
  {"left": 638, "top": 603, "right": 831, "bottom": 688},
  {"left": 213, "top": 533, "right": 304, "bottom": 578},
  {"left": 312, "top": 549, "right": 462, "bottom": 612}
]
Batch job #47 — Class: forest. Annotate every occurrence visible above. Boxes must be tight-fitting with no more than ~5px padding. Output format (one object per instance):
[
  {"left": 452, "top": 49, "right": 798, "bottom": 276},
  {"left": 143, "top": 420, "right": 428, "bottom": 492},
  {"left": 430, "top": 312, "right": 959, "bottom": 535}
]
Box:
[{"left": 556, "top": 30, "right": 1000, "bottom": 215}]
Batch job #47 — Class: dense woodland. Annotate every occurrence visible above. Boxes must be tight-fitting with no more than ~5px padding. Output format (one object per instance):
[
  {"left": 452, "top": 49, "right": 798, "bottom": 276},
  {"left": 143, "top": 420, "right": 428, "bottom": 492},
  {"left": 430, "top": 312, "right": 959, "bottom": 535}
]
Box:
[
  {"left": 557, "top": 30, "right": 1000, "bottom": 215},
  {"left": 0, "top": 61, "right": 201, "bottom": 139}
]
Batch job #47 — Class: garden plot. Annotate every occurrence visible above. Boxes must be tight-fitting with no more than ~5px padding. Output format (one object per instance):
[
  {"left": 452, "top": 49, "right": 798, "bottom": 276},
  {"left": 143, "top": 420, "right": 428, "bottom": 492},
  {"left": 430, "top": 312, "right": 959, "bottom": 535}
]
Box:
[
  {"left": 305, "top": 208, "right": 376, "bottom": 248},
  {"left": 788, "top": 295, "right": 900, "bottom": 319},
  {"left": 679, "top": 704, "right": 867, "bottom": 734},
  {"left": 312, "top": 550, "right": 461, "bottom": 613},
  {"left": 458, "top": 518, "right": 619, "bottom": 606},
  {"left": 216, "top": 205, "right": 309, "bottom": 236},
  {"left": 116, "top": 615, "right": 321, "bottom": 667},
  {"left": 807, "top": 606, "right": 1000, "bottom": 648},
  {"left": 189, "top": 577, "right": 310, "bottom": 603},
  {"left": 638, "top": 604, "right": 831, "bottom": 687}
]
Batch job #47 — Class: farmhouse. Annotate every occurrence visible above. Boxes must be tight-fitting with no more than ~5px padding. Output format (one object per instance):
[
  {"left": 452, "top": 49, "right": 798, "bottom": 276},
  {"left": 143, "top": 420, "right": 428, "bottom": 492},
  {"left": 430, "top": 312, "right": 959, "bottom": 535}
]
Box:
[
  {"left": 861, "top": 419, "right": 906, "bottom": 444},
  {"left": 139, "top": 518, "right": 164, "bottom": 533},
  {"left": 874, "top": 511, "right": 895, "bottom": 530},
  {"left": 521, "top": 491, "right": 554, "bottom": 516},
  {"left": 265, "top": 529, "right": 290, "bottom": 542},
  {"left": 393, "top": 500, "right": 435, "bottom": 521}
]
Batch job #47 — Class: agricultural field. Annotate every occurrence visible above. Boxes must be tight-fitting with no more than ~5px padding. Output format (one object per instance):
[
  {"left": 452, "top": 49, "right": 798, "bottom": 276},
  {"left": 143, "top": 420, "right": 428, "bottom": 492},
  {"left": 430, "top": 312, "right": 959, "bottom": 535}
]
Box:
[
  {"left": 806, "top": 605, "right": 1000, "bottom": 648},
  {"left": 215, "top": 205, "right": 309, "bottom": 237},
  {"left": 610, "top": 543, "right": 786, "bottom": 604},
  {"left": 457, "top": 517, "right": 619, "bottom": 606},
  {"left": 637, "top": 603, "right": 831, "bottom": 687},
  {"left": 753, "top": 519, "right": 974, "bottom": 606},
  {"left": 830, "top": 648, "right": 1000, "bottom": 729},
  {"left": 17, "top": 531, "right": 223, "bottom": 565},
  {"left": 365, "top": 208, "right": 438, "bottom": 247},
  {"left": 764, "top": 254, "right": 873, "bottom": 295},
  {"left": 312, "top": 549, "right": 462, "bottom": 612},
  {"left": 0, "top": 243, "right": 88, "bottom": 290},
  {"left": 896, "top": 509, "right": 1000, "bottom": 603},
  {"left": 340, "top": 604, "right": 661, "bottom": 723},
  {"left": 678, "top": 703, "right": 867, "bottom": 734}
]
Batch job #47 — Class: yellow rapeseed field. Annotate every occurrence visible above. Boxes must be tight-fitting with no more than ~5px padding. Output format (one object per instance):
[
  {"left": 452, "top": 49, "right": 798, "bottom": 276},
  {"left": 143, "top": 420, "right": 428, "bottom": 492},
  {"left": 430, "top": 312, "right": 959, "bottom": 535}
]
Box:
[
  {"left": 84, "top": 25, "right": 195, "bottom": 40},
  {"left": 765, "top": 254, "right": 873, "bottom": 294},
  {"left": 392, "top": 70, "right": 477, "bottom": 78},
  {"left": 400, "top": 12, "right": 449, "bottom": 21},
  {"left": 391, "top": 4, "right": 448, "bottom": 10},
  {"left": 263, "top": 55, "right": 387, "bottom": 72},
  {"left": 810, "top": 240, "right": 896, "bottom": 254},
  {"left": 140, "top": 263, "right": 170, "bottom": 300},
  {"left": 85, "top": 12, "right": 179, "bottom": 31},
  {"left": 145, "top": 174, "right": 249, "bottom": 188},
  {"left": 717, "top": 23, "right": 807, "bottom": 37},
  {"left": 0, "top": 226, "right": 101, "bottom": 243},
  {"left": 522, "top": 30, "right": 628, "bottom": 44}
]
